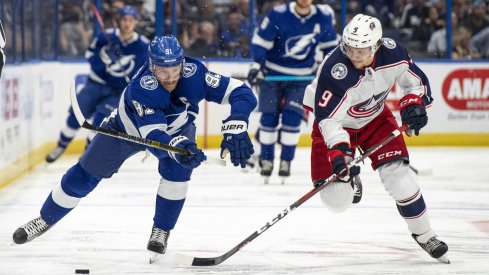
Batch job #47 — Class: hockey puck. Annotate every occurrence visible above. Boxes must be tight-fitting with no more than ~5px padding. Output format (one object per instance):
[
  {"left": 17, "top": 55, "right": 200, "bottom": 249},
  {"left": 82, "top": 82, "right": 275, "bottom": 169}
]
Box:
[{"left": 75, "top": 269, "right": 90, "bottom": 274}]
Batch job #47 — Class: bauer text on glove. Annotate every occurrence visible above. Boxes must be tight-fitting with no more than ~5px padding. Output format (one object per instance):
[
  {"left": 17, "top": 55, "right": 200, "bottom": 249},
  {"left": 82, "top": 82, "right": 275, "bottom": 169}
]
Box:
[{"left": 220, "top": 115, "right": 254, "bottom": 168}]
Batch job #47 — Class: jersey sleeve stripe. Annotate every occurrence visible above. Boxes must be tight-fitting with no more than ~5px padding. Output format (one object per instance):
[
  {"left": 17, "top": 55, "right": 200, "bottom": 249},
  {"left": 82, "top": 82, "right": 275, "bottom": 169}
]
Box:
[
  {"left": 251, "top": 34, "right": 274, "bottom": 50},
  {"left": 139, "top": 124, "right": 168, "bottom": 139},
  {"left": 221, "top": 78, "right": 245, "bottom": 105}
]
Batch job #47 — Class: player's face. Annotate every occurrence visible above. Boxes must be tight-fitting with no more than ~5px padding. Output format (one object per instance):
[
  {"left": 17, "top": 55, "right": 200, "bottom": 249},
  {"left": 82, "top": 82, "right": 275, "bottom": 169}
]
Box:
[
  {"left": 153, "top": 65, "right": 182, "bottom": 92},
  {"left": 296, "top": 0, "right": 313, "bottom": 9},
  {"left": 119, "top": 16, "right": 137, "bottom": 34},
  {"left": 343, "top": 44, "right": 374, "bottom": 69}
]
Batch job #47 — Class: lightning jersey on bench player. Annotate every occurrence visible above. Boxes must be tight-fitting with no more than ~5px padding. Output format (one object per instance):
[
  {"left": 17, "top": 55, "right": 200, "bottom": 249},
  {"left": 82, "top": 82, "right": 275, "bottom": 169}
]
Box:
[
  {"left": 87, "top": 28, "right": 150, "bottom": 90},
  {"left": 114, "top": 56, "right": 255, "bottom": 158},
  {"left": 251, "top": 2, "right": 339, "bottom": 76},
  {"left": 303, "top": 38, "right": 433, "bottom": 146}
]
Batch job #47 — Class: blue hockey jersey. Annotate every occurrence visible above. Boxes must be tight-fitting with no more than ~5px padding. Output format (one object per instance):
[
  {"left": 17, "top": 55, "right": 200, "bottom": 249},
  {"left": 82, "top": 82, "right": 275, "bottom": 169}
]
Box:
[
  {"left": 251, "top": 2, "right": 339, "bottom": 76},
  {"left": 86, "top": 28, "right": 150, "bottom": 90},
  {"left": 114, "top": 57, "right": 257, "bottom": 158},
  {"left": 303, "top": 38, "right": 433, "bottom": 147}
]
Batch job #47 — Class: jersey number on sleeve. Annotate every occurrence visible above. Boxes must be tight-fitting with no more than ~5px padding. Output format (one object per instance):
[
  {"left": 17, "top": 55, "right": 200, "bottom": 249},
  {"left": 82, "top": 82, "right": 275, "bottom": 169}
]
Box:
[{"left": 318, "top": 90, "right": 333, "bottom": 108}]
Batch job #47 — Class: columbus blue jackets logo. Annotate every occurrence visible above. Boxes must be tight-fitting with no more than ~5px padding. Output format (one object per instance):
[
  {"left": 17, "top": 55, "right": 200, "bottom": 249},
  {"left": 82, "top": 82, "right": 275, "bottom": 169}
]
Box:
[
  {"left": 347, "top": 89, "right": 390, "bottom": 118},
  {"left": 182, "top": 63, "right": 197, "bottom": 78},
  {"left": 331, "top": 63, "right": 347, "bottom": 80},
  {"left": 382, "top": 38, "right": 396, "bottom": 49},
  {"left": 140, "top": 75, "right": 158, "bottom": 90}
]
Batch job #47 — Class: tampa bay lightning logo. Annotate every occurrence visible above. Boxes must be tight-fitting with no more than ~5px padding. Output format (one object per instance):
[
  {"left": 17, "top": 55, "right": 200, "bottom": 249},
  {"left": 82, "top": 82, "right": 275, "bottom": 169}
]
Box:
[
  {"left": 182, "top": 63, "right": 197, "bottom": 78},
  {"left": 140, "top": 75, "right": 158, "bottom": 90},
  {"left": 331, "top": 63, "right": 348, "bottom": 80},
  {"left": 283, "top": 33, "right": 316, "bottom": 60},
  {"left": 107, "top": 55, "right": 136, "bottom": 78},
  {"left": 383, "top": 38, "right": 396, "bottom": 49},
  {"left": 348, "top": 89, "right": 390, "bottom": 118}
]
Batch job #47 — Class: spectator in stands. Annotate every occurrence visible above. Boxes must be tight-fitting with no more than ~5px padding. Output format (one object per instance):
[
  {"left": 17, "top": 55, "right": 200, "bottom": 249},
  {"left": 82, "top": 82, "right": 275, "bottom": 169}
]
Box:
[
  {"left": 361, "top": 0, "right": 396, "bottom": 27},
  {"left": 470, "top": 26, "right": 489, "bottom": 58},
  {"left": 396, "top": 0, "right": 429, "bottom": 44},
  {"left": 220, "top": 9, "right": 250, "bottom": 58},
  {"left": 129, "top": 0, "right": 156, "bottom": 39},
  {"left": 187, "top": 21, "right": 220, "bottom": 58},
  {"left": 452, "top": 25, "right": 472, "bottom": 59},
  {"left": 461, "top": 0, "right": 489, "bottom": 36},
  {"left": 60, "top": 2, "right": 91, "bottom": 58},
  {"left": 416, "top": 5, "right": 444, "bottom": 49}
]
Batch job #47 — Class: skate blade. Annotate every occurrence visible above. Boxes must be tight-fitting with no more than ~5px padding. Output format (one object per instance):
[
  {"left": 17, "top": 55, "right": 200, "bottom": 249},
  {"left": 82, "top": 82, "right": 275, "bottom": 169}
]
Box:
[
  {"left": 280, "top": 176, "right": 287, "bottom": 185},
  {"left": 263, "top": 176, "right": 270, "bottom": 184},
  {"left": 149, "top": 252, "right": 160, "bottom": 264},
  {"left": 436, "top": 253, "right": 450, "bottom": 264}
]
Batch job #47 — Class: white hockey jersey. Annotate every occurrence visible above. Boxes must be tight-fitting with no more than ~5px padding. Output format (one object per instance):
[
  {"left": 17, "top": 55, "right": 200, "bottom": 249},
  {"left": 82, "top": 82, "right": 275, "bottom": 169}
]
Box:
[{"left": 303, "top": 38, "right": 433, "bottom": 147}]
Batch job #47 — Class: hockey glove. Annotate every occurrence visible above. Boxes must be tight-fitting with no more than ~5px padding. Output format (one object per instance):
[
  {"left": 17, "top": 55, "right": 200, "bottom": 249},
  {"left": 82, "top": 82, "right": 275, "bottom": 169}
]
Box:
[
  {"left": 247, "top": 62, "right": 264, "bottom": 86},
  {"left": 220, "top": 114, "right": 254, "bottom": 168},
  {"left": 100, "top": 44, "right": 122, "bottom": 65},
  {"left": 399, "top": 94, "right": 428, "bottom": 136},
  {"left": 168, "top": 136, "right": 206, "bottom": 169},
  {"left": 328, "top": 143, "right": 360, "bottom": 181}
]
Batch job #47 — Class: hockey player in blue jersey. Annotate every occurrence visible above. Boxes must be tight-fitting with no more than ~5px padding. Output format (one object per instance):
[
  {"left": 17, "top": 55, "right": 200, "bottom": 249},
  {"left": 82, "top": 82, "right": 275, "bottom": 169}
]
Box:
[
  {"left": 45, "top": 6, "right": 150, "bottom": 163},
  {"left": 247, "top": 0, "right": 339, "bottom": 184},
  {"left": 13, "top": 35, "right": 256, "bottom": 263},
  {"left": 303, "top": 14, "right": 449, "bottom": 263}
]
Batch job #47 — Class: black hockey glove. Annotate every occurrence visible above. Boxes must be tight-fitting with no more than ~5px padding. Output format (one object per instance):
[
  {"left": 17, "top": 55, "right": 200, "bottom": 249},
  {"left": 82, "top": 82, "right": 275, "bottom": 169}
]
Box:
[
  {"left": 220, "top": 114, "right": 254, "bottom": 168},
  {"left": 328, "top": 143, "right": 360, "bottom": 181},
  {"left": 399, "top": 94, "right": 428, "bottom": 136},
  {"left": 247, "top": 62, "right": 264, "bottom": 86},
  {"left": 168, "top": 136, "right": 206, "bottom": 169},
  {"left": 100, "top": 44, "right": 122, "bottom": 65}
]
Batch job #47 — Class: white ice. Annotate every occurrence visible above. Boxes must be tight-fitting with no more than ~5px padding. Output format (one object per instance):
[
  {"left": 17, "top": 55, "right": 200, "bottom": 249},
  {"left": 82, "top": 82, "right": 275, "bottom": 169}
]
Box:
[{"left": 1, "top": 147, "right": 489, "bottom": 275}]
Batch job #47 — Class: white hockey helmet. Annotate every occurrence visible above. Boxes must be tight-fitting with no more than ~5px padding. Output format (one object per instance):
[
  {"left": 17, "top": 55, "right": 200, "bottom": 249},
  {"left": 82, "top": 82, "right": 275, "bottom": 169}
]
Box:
[{"left": 341, "top": 14, "right": 382, "bottom": 57}]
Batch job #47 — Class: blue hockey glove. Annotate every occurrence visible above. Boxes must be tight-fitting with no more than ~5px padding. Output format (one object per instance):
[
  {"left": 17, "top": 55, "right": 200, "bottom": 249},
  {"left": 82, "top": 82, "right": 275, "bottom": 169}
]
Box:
[
  {"left": 399, "top": 94, "right": 428, "bottom": 136},
  {"left": 328, "top": 143, "right": 360, "bottom": 181},
  {"left": 168, "top": 136, "right": 206, "bottom": 169},
  {"left": 100, "top": 44, "right": 122, "bottom": 65},
  {"left": 220, "top": 115, "right": 254, "bottom": 168},
  {"left": 247, "top": 62, "right": 264, "bottom": 86}
]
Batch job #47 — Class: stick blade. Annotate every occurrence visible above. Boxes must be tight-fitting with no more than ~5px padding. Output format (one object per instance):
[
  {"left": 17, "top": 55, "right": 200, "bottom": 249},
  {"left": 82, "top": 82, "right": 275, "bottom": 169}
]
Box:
[
  {"left": 69, "top": 81, "right": 86, "bottom": 126},
  {"left": 173, "top": 253, "right": 196, "bottom": 266},
  {"left": 173, "top": 253, "right": 223, "bottom": 266}
]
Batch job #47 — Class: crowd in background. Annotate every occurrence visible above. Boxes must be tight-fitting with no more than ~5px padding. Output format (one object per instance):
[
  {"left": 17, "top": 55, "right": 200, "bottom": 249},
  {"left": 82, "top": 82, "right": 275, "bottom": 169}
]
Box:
[{"left": 1, "top": 0, "right": 489, "bottom": 61}]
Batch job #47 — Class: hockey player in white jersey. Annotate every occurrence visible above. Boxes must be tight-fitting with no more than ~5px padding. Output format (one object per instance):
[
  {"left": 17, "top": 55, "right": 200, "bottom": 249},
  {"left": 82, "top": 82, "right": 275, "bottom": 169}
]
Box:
[
  {"left": 303, "top": 14, "right": 449, "bottom": 263},
  {"left": 248, "top": 0, "right": 339, "bottom": 184},
  {"left": 13, "top": 35, "right": 256, "bottom": 263}
]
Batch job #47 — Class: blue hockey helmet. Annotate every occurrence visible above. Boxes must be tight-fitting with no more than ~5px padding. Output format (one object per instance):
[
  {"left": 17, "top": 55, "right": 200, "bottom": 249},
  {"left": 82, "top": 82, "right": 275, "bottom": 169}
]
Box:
[
  {"left": 118, "top": 5, "right": 138, "bottom": 19},
  {"left": 148, "top": 35, "right": 185, "bottom": 68}
]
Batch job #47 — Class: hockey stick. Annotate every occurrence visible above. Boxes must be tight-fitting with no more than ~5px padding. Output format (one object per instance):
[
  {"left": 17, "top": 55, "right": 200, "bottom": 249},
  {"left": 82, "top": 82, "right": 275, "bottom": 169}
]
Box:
[
  {"left": 409, "top": 164, "right": 433, "bottom": 176},
  {"left": 174, "top": 124, "right": 408, "bottom": 266},
  {"left": 70, "top": 82, "right": 226, "bottom": 166},
  {"left": 264, "top": 75, "right": 314, "bottom": 81},
  {"left": 90, "top": 3, "right": 131, "bottom": 83}
]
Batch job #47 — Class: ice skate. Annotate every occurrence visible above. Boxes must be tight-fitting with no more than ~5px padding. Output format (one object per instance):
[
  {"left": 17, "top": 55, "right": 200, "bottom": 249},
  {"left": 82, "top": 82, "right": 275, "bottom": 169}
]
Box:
[
  {"left": 351, "top": 175, "right": 362, "bottom": 204},
  {"left": 259, "top": 160, "right": 273, "bottom": 184},
  {"left": 278, "top": 160, "right": 291, "bottom": 185},
  {"left": 412, "top": 230, "right": 450, "bottom": 264},
  {"left": 45, "top": 146, "right": 66, "bottom": 163},
  {"left": 147, "top": 226, "right": 170, "bottom": 264},
  {"left": 13, "top": 216, "right": 53, "bottom": 244}
]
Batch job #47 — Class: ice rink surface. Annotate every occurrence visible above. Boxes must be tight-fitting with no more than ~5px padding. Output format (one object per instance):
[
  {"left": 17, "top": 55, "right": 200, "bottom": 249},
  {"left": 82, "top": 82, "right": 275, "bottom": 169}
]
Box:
[{"left": 1, "top": 147, "right": 488, "bottom": 275}]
